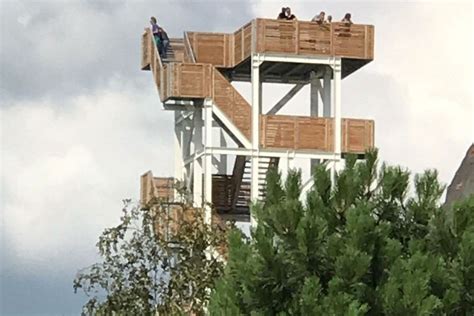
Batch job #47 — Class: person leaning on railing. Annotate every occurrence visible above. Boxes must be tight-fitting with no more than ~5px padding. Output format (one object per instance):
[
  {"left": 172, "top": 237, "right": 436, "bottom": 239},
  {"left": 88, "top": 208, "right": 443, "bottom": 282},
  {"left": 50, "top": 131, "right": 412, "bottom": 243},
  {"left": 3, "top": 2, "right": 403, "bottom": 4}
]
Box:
[{"left": 311, "top": 11, "right": 325, "bottom": 24}]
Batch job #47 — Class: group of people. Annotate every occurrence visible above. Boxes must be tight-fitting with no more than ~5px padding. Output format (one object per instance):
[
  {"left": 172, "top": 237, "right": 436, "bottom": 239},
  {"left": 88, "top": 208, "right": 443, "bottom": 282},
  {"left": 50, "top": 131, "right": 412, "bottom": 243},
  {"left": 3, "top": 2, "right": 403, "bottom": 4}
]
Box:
[
  {"left": 277, "top": 7, "right": 297, "bottom": 20},
  {"left": 150, "top": 17, "right": 169, "bottom": 58},
  {"left": 277, "top": 7, "right": 353, "bottom": 25}
]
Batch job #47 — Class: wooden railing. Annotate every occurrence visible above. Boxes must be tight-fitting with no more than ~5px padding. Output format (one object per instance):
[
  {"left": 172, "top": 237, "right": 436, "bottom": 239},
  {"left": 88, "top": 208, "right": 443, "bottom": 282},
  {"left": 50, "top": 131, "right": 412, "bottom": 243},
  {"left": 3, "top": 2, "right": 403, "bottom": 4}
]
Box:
[
  {"left": 185, "top": 18, "right": 374, "bottom": 67},
  {"left": 233, "top": 22, "right": 253, "bottom": 66},
  {"left": 260, "top": 115, "right": 374, "bottom": 154},
  {"left": 186, "top": 32, "right": 233, "bottom": 67},
  {"left": 254, "top": 19, "right": 374, "bottom": 60},
  {"left": 163, "top": 63, "right": 213, "bottom": 100},
  {"left": 140, "top": 171, "right": 174, "bottom": 207}
]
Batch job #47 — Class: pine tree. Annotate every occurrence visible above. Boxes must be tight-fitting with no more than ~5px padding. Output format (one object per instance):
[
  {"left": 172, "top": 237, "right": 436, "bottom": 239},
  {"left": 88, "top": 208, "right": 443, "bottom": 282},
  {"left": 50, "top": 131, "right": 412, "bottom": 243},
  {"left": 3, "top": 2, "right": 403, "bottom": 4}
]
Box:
[{"left": 209, "top": 149, "right": 474, "bottom": 315}]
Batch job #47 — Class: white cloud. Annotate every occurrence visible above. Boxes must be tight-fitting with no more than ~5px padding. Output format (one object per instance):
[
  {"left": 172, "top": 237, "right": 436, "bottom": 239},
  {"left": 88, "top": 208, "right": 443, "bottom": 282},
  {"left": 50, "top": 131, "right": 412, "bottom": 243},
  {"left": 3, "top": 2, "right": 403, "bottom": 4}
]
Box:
[{"left": 1, "top": 81, "right": 174, "bottom": 272}]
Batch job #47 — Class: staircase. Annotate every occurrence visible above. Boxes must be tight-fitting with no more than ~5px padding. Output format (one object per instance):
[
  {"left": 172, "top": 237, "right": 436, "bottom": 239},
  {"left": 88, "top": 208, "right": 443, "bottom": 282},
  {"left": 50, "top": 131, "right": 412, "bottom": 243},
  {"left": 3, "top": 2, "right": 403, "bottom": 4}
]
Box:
[
  {"left": 162, "top": 38, "right": 185, "bottom": 63},
  {"left": 144, "top": 29, "right": 275, "bottom": 213},
  {"left": 233, "top": 157, "right": 280, "bottom": 210}
]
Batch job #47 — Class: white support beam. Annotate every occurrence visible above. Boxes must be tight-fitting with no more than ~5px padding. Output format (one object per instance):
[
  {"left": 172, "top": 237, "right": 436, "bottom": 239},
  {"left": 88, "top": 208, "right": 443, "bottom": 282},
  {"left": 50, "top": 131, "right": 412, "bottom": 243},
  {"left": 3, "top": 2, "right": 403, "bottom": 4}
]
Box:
[
  {"left": 205, "top": 147, "right": 340, "bottom": 161},
  {"left": 310, "top": 73, "right": 322, "bottom": 172},
  {"left": 332, "top": 58, "right": 342, "bottom": 156},
  {"left": 330, "top": 58, "right": 342, "bottom": 183},
  {"left": 217, "top": 129, "right": 227, "bottom": 174},
  {"left": 322, "top": 67, "right": 332, "bottom": 117},
  {"left": 174, "top": 112, "right": 184, "bottom": 187},
  {"left": 191, "top": 107, "right": 204, "bottom": 206},
  {"left": 184, "top": 149, "right": 205, "bottom": 166},
  {"left": 203, "top": 99, "right": 213, "bottom": 225},
  {"left": 193, "top": 157, "right": 203, "bottom": 206},
  {"left": 266, "top": 83, "right": 305, "bottom": 115},
  {"left": 251, "top": 55, "right": 262, "bottom": 211},
  {"left": 260, "top": 54, "right": 338, "bottom": 66}
]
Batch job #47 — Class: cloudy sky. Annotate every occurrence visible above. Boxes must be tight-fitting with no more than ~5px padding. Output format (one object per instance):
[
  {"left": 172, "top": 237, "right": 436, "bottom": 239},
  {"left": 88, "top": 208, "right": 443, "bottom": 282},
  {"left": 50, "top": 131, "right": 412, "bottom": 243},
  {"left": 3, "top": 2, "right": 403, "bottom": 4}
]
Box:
[{"left": 0, "top": 0, "right": 472, "bottom": 315}]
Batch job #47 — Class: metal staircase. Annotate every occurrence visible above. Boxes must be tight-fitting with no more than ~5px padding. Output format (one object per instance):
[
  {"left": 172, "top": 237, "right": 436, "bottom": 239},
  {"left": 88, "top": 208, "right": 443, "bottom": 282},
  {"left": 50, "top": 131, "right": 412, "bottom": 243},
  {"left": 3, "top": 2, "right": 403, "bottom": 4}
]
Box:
[{"left": 233, "top": 157, "right": 280, "bottom": 211}]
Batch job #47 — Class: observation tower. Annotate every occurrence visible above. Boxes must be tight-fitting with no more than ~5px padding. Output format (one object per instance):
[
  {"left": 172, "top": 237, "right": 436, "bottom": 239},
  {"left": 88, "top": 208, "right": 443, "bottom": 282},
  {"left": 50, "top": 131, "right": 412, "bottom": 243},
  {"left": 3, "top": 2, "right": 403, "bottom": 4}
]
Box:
[{"left": 140, "top": 18, "right": 375, "bottom": 225}]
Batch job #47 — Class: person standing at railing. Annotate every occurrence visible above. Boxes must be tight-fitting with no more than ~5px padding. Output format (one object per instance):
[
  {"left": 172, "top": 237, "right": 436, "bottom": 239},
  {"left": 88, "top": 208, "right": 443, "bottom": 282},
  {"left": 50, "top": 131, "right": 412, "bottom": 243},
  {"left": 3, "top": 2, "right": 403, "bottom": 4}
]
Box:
[
  {"left": 341, "top": 13, "right": 353, "bottom": 24},
  {"left": 150, "top": 17, "right": 163, "bottom": 55},
  {"left": 285, "top": 7, "right": 297, "bottom": 20},
  {"left": 277, "top": 7, "right": 287, "bottom": 19}
]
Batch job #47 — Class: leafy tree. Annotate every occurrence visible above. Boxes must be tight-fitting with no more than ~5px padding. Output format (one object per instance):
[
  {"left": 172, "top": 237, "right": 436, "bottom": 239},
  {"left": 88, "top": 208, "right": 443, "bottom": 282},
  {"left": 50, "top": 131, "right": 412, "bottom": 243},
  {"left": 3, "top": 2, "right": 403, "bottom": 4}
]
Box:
[
  {"left": 209, "top": 149, "right": 474, "bottom": 315},
  {"left": 74, "top": 193, "right": 226, "bottom": 315}
]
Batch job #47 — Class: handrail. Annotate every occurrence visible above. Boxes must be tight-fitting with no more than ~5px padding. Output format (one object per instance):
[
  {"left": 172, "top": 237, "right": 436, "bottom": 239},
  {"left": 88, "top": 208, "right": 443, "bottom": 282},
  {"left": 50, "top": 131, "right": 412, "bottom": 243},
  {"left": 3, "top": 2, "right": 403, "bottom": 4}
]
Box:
[{"left": 184, "top": 31, "right": 196, "bottom": 63}]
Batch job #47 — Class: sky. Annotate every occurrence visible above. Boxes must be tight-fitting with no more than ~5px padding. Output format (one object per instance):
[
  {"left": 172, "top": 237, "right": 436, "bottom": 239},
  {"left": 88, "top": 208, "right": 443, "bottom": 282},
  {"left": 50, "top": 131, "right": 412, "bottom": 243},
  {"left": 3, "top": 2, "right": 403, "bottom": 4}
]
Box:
[{"left": 0, "top": 0, "right": 472, "bottom": 315}]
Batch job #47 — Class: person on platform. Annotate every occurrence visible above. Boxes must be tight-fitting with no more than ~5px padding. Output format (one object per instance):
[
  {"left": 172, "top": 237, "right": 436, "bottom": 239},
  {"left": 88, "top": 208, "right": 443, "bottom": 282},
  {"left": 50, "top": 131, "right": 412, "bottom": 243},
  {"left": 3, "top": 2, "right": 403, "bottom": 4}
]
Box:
[
  {"left": 327, "top": 15, "right": 333, "bottom": 23},
  {"left": 312, "top": 11, "right": 325, "bottom": 24},
  {"left": 341, "top": 13, "right": 353, "bottom": 24},
  {"left": 285, "top": 7, "right": 297, "bottom": 20},
  {"left": 158, "top": 27, "right": 169, "bottom": 58},
  {"left": 277, "top": 7, "right": 287, "bottom": 19},
  {"left": 150, "top": 17, "right": 163, "bottom": 54}
]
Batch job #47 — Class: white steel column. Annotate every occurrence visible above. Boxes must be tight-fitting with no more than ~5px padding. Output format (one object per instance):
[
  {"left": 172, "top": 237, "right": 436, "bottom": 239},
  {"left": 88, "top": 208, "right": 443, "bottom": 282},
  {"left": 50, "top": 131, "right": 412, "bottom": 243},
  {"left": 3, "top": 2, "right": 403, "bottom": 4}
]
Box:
[
  {"left": 203, "top": 99, "right": 213, "bottom": 225},
  {"left": 322, "top": 66, "right": 332, "bottom": 117},
  {"left": 331, "top": 58, "right": 342, "bottom": 183},
  {"left": 174, "top": 112, "right": 184, "bottom": 185},
  {"left": 310, "top": 73, "right": 321, "bottom": 172},
  {"left": 217, "top": 129, "right": 227, "bottom": 174},
  {"left": 193, "top": 157, "right": 203, "bottom": 206},
  {"left": 251, "top": 55, "right": 262, "bottom": 209},
  {"left": 192, "top": 108, "right": 204, "bottom": 206}
]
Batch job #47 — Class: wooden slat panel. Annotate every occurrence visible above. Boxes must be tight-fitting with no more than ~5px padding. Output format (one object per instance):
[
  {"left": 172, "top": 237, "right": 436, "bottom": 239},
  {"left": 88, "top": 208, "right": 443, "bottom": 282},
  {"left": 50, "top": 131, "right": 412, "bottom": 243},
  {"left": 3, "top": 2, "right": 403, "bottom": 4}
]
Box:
[
  {"left": 140, "top": 171, "right": 175, "bottom": 207},
  {"left": 253, "top": 19, "right": 373, "bottom": 60},
  {"left": 141, "top": 31, "right": 151, "bottom": 70},
  {"left": 189, "top": 33, "right": 229, "bottom": 67},
  {"left": 332, "top": 23, "right": 368, "bottom": 59},
  {"left": 297, "top": 22, "right": 332, "bottom": 55},
  {"left": 233, "top": 29, "right": 243, "bottom": 65},
  {"left": 242, "top": 23, "right": 252, "bottom": 60},
  {"left": 341, "top": 118, "right": 374, "bottom": 153},
  {"left": 164, "top": 63, "right": 213, "bottom": 99},
  {"left": 295, "top": 117, "right": 332, "bottom": 151},
  {"left": 260, "top": 115, "right": 374, "bottom": 154},
  {"left": 212, "top": 69, "right": 251, "bottom": 140}
]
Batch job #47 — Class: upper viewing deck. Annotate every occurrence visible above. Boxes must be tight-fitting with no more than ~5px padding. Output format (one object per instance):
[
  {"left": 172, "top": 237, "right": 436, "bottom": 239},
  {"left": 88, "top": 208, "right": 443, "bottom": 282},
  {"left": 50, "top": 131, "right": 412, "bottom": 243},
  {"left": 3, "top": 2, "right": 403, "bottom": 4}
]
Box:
[
  {"left": 142, "top": 18, "right": 375, "bottom": 83},
  {"left": 187, "top": 19, "right": 373, "bottom": 68}
]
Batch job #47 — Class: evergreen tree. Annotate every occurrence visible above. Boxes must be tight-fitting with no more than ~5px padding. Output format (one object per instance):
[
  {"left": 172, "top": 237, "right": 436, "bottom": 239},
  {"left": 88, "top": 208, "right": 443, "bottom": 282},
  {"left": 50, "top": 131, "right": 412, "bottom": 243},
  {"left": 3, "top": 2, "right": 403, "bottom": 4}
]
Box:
[{"left": 209, "top": 149, "right": 474, "bottom": 315}]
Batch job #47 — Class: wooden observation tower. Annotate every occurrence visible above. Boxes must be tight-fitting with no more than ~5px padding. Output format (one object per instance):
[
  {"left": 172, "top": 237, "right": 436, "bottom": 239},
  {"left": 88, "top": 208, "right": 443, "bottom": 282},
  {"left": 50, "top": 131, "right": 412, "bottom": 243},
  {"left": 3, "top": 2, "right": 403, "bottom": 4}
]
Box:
[{"left": 140, "top": 18, "right": 375, "bottom": 225}]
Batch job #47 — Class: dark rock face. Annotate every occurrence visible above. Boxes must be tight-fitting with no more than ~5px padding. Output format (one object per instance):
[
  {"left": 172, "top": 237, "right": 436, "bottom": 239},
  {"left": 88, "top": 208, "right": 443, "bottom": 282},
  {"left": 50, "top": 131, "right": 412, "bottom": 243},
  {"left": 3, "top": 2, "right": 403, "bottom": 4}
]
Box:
[{"left": 445, "top": 144, "right": 474, "bottom": 207}]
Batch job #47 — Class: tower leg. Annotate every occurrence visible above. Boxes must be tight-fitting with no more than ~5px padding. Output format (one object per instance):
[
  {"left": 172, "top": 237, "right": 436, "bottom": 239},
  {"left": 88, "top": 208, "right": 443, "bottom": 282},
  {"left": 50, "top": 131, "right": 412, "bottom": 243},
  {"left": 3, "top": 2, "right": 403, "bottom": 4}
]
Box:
[
  {"left": 331, "top": 58, "right": 342, "bottom": 185},
  {"left": 251, "top": 55, "right": 262, "bottom": 226},
  {"left": 203, "top": 99, "right": 213, "bottom": 225}
]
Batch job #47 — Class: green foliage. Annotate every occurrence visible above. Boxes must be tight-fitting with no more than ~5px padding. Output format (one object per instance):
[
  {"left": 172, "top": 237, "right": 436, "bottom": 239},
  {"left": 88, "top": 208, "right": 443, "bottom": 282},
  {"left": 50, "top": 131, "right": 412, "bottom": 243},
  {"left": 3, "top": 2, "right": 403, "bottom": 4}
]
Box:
[
  {"left": 209, "top": 149, "right": 474, "bottom": 315},
  {"left": 74, "top": 198, "right": 225, "bottom": 315}
]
